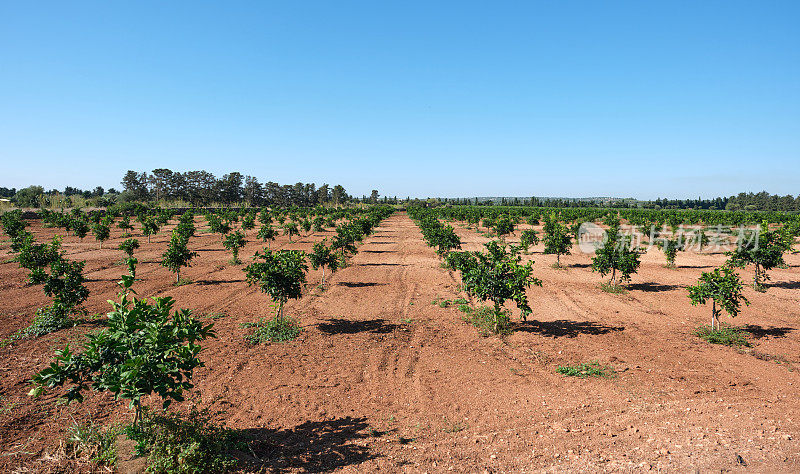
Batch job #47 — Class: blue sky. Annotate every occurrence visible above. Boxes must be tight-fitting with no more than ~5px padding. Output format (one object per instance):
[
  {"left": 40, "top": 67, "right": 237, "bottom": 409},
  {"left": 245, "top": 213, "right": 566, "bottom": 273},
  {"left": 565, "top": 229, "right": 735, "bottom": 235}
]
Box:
[{"left": 1, "top": 1, "right": 798, "bottom": 199}]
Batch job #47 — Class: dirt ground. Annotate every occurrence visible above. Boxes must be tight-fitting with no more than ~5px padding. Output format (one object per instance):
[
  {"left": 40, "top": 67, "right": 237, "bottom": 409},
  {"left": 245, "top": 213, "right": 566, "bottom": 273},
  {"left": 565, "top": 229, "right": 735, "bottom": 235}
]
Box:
[{"left": 1, "top": 212, "right": 799, "bottom": 472}]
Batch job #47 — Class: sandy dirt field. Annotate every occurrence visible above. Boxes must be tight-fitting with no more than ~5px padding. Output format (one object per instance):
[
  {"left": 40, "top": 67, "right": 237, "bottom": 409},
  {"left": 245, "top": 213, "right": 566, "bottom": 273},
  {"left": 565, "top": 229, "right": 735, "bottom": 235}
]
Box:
[{"left": 1, "top": 212, "right": 799, "bottom": 472}]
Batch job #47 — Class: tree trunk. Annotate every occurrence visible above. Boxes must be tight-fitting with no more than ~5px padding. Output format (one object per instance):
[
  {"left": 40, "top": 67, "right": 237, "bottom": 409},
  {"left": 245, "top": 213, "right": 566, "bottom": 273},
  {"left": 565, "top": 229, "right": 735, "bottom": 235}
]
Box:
[
  {"left": 712, "top": 300, "right": 716, "bottom": 330},
  {"left": 176, "top": 268, "right": 180, "bottom": 284},
  {"left": 322, "top": 266, "right": 326, "bottom": 288}
]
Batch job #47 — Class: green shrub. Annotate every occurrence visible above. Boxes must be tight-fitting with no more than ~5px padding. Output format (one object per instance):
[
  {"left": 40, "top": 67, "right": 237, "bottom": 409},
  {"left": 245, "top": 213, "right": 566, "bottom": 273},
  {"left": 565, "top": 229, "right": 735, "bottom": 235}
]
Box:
[{"left": 2, "top": 304, "right": 75, "bottom": 346}]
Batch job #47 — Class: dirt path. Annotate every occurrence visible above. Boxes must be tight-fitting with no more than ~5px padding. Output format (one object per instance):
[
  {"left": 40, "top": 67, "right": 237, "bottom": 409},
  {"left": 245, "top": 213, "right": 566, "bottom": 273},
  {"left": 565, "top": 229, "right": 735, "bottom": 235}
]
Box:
[{"left": 1, "top": 212, "right": 799, "bottom": 472}]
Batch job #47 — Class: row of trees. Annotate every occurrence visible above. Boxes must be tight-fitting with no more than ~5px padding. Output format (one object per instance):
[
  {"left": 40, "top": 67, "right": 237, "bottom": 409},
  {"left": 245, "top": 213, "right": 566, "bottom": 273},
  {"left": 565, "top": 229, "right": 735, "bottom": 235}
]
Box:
[
  {"left": 419, "top": 191, "right": 800, "bottom": 212},
  {"left": 122, "top": 169, "right": 355, "bottom": 207}
]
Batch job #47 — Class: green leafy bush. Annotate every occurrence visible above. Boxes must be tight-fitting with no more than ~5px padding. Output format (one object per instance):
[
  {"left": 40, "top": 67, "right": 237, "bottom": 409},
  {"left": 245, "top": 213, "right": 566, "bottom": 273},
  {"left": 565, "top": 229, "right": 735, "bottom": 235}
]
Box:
[
  {"left": 222, "top": 230, "right": 246, "bottom": 264},
  {"left": 243, "top": 249, "right": 307, "bottom": 321},
  {"left": 31, "top": 273, "right": 216, "bottom": 426},
  {"left": 688, "top": 265, "right": 749, "bottom": 330}
]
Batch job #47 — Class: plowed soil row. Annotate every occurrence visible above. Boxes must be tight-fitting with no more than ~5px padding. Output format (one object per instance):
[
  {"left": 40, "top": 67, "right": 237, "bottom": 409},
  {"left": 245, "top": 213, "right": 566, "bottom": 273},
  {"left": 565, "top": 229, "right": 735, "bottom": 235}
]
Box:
[{"left": 1, "top": 213, "right": 799, "bottom": 472}]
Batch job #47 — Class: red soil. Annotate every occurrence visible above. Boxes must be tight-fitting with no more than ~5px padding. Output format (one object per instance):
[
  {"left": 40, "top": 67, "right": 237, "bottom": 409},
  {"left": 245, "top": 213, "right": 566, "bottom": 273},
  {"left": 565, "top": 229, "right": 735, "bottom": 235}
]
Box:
[{"left": 1, "top": 212, "right": 799, "bottom": 472}]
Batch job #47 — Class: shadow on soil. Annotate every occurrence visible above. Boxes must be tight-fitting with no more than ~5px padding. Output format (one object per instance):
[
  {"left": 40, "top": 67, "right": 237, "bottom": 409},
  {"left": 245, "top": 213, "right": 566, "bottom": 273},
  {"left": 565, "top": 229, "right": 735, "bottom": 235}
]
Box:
[
  {"left": 317, "top": 318, "right": 399, "bottom": 335},
  {"left": 195, "top": 279, "right": 245, "bottom": 285},
  {"left": 368, "top": 242, "right": 397, "bottom": 245},
  {"left": 741, "top": 325, "right": 795, "bottom": 339},
  {"left": 628, "top": 282, "right": 682, "bottom": 292},
  {"left": 337, "top": 282, "right": 386, "bottom": 288},
  {"left": 236, "top": 417, "right": 380, "bottom": 472},
  {"left": 357, "top": 263, "right": 406, "bottom": 267},
  {"left": 515, "top": 320, "right": 625, "bottom": 338},
  {"left": 768, "top": 281, "right": 800, "bottom": 290},
  {"left": 361, "top": 250, "right": 394, "bottom": 254}
]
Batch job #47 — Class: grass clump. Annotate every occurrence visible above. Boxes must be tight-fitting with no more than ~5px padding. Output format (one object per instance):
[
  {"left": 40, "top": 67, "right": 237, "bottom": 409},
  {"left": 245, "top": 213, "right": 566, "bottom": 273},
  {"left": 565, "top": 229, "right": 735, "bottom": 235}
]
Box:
[
  {"left": 242, "top": 317, "right": 302, "bottom": 343},
  {"left": 126, "top": 407, "right": 239, "bottom": 473},
  {"left": 174, "top": 278, "right": 193, "bottom": 287},
  {"left": 693, "top": 323, "right": 750, "bottom": 347},
  {"left": 556, "top": 361, "right": 615, "bottom": 378},
  {"left": 599, "top": 282, "right": 628, "bottom": 294},
  {"left": 462, "top": 305, "right": 512, "bottom": 336},
  {"left": 67, "top": 421, "right": 122, "bottom": 467}
]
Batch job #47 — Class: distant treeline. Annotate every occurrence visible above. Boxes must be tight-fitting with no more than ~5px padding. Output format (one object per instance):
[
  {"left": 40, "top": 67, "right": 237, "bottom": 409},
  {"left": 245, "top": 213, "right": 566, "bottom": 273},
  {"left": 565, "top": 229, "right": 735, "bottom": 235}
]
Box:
[
  {"left": 435, "top": 191, "right": 800, "bottom": 212},
  {"left": 3, "top": 169, "right": 398, "bottom": 208},
  {"left": 2, "top": 171, "right": 797, "bottom": 212}
]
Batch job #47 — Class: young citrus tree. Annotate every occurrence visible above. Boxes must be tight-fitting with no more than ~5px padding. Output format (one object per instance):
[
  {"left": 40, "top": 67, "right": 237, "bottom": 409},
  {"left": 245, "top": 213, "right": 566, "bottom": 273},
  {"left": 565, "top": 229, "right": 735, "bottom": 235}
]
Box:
[
  {"left": 282, "top": 222, "right": 299, "bottom": 242},
  {"left": 257, "top": 225, "right": 278, "bottom": 249},
  {"left": 17, "top": 235, "right": 63, "bottom": 284},
  {"left": 243, "top": 249, "right": 308, "bottom": 321},
  {"left": 727, "top": 223, "right": 789, "bottom": 289},
  {"left": 119, "top": 238, "right": 140, "bottom": 258},
  {"left": 543, "top": 216, "right": 572, "bottom": 266},
  {"left": 493, "top": 215, "right": 515, "bottom": 241},
  {"left": 309, "top": 240, "right": 339, "bottom": 289},
  {"left": 161, "top": 230, "right": 197, "bottom": 283},
  {"left": 688, "top": 265, "right": 749, "bottom": 330},
  {"left": 241, "top": 212, "right": 256, "bottom": 235},
  {"left": 209, "top": 215, "right": 232, "bottom": 236},
  {"left": 457, "top": 241, "right": 542, "bottom": 333},
  {"left": 142, "top": 217, "right": 159, "bottom": 243},
  {"left": 331, "top": 224, "right": 358, "bottom": 263},
  {"left": 1, "top": 210, "right": 28, "bottom": 243},
  {"left": 92, "top": 222, "right": 110, "bottom": 249},
  {"left": 519, "top": 229, "right": 539, "bottom": 254},
  {"left": 657, "top": 237, "right": 684, "bottom": 267},
  {"left": 118, "top": 216, "right": 134, "bottom": 236},
  {"left": 28, "top": 254, "right": 90, "bottom": 322},
  {"left": 591, "top": 231, "right": 641, "bottom": 288},
  {"left": 72, "top": 219, "right": 90, "bottom": 240},
  {"left": 30, "top": 270, "right": 216, "bottom": 427},
  {"left": 222, "top": 230, "right": 246, "bottom": 264},
  {"left": 177, "top": 211, "right": 196, "bottom": 235}
]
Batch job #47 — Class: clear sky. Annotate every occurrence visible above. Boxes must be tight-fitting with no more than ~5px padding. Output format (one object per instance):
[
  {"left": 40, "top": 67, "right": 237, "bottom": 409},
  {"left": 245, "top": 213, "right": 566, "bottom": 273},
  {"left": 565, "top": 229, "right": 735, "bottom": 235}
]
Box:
[{"left": 1, "top": 1, "right": 798, "bottom": 199}]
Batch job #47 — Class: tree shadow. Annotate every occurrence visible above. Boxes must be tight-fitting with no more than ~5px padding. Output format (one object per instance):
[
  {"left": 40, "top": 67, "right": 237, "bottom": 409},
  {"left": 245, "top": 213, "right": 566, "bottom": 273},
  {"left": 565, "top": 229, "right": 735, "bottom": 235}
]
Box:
[
  {"left": 628, "top": 282, "right": 681, "bottom": 292},
  {"left": 195, "top": 279, "right": 245, "bottom": 285},
  {"left": 317, "top": 318, "right": 399, "bottom": 335},
  {"left": 679, "top": 265, "right": 715, "bottom": 269},
  {"left": 768, "top": 281, "right": 800, "bottom": 290},
  {"left": 234, "top": 417, "right": 380, "bottom": 472},
  {"left": 361, "top": 250, "right": 393, "bottom": 254},
  {"left": 741, "top": 325, "right": 795, "bottom": 339},
  {"left": 337, "top": 282, "right": 386, "bottom": 288},
  {"left": 514, "top": 320, "right": 625, "bottom": 338},
  {"left": 571, "top": 263, "right": 591, "bottom": 268},
  {"left": 196, "top": 248, "right": 227, "bottom": 252},
  {"left": 368, "top": 242, "right": 396, "bottom": 245},
  {"left": 356, "top": 263, "right": 406, "bottom": 267}
]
